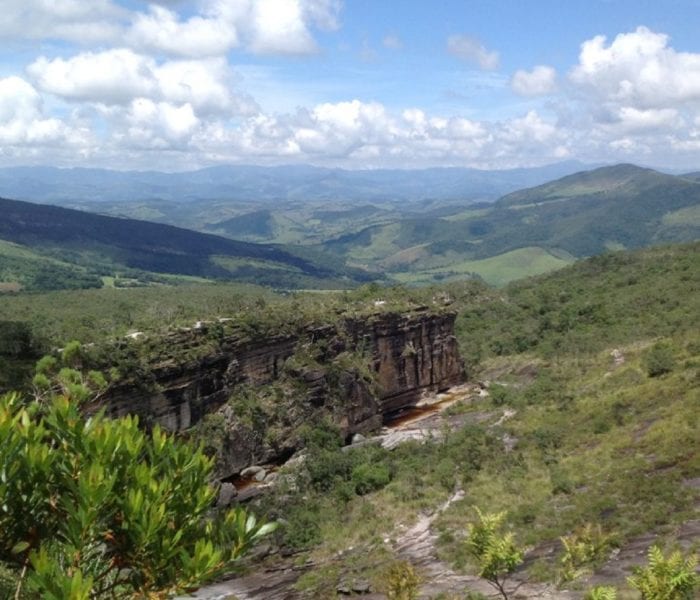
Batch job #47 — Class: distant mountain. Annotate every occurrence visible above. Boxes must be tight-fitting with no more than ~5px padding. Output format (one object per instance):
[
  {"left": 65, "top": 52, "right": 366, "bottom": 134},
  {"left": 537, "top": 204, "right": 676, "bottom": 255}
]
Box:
[
  {"left": 320, "top": 164, "right": 700, "bottom": 285},
  {"left": 0, "top": 161, "right": 592, "bottom": 205},
  {"left": 0, "top": 197, "right": 365, "bottom": 292}
]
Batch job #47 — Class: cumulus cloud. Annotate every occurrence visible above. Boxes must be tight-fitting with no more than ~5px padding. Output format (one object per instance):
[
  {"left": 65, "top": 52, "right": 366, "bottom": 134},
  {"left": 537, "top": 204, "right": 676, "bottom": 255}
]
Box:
[
  {"left": 511, "top": 65, "right": 557, "bottom": 96},
  {"left": 126, "top": 0, "right": 342, "bottom": 57},
  {"left": 569, "top": 26, "right": 700, "bottom": 109},
  {"left": 0, "top": 0, "right": 125, "bottom": 43},
  {"left": 28, "top": 50, "right": 157, "bottom": 105},
  {"left": 127, "top": 5, "right": 238, "bottom": 57},
  {"left": 1, "top": 0, "right": 341, "bottom": 58},
  {"left": 0, "top": 76, "right": 89, "bottom": 152},
  {"left": 27, "top": 49, "right": 255, "bottom": 116},
  {"left": 447, "top": 35, "right": 500, "bottom": 70}
]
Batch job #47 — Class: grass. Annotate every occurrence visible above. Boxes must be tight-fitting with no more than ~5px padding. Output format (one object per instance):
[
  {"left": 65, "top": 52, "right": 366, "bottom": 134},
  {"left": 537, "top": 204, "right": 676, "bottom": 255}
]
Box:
[
  {"left": 392, "top": 246, "right": 575, "bottom": 287},
  {"left": 661, "top": 204, "right": 700, "bottom": 227}
]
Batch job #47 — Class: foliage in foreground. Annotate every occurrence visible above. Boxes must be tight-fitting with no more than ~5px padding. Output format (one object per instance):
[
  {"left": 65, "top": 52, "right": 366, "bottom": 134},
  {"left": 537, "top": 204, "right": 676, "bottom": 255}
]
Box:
[
  {"left": 627, "top": 546, "right": 699, "bottom": 600},
  {"left": 0, "top": 360, "right": 275, "bottom": 599},
  {"left": 465, "top": 508, "right": 524, "bottom": 600}
]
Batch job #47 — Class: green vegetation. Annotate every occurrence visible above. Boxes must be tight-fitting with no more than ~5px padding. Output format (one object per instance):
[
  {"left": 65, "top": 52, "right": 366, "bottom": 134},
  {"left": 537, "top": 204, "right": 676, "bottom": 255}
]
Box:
[
  {"left": 0, "top": 239, "right": 697, "bottom": 596},
  {"left": 381, "top": 560, "right": 422, "bottom": 600},
  {"left": 464, "top": 509, "right": 524, "bottom": 599},
  {"left": 0, "top": 351, "right": 274, "bottom": 598},
  {"left": 0, "top": 196, "right": 365, "bottom": 293},
  {"left": 392, "top": 246, "right": 574, "bottom": 287},
  {"left": 627, "top": 547, "right": 698, "bottom": 599},
  {"left": 558, "top": 524, "right": 618, "bottom": 584}
]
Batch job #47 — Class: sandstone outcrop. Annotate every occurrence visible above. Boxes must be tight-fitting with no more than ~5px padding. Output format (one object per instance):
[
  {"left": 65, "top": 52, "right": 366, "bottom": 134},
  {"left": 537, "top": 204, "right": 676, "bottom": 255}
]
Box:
[{"left": 99, "top": 309, "right": 464, "bottom": 479}]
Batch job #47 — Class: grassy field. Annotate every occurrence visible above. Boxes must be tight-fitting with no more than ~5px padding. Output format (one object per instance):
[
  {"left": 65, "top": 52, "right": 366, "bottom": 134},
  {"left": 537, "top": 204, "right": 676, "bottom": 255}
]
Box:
[{"left": 392, "top": 246, "right": 575, "bottom": 286}]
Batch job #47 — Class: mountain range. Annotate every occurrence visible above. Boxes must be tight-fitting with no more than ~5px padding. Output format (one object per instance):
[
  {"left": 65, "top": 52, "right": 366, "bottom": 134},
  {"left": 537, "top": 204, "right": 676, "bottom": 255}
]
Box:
[{"left": 0, "top": 162, "right": 698, "bottom": 291}]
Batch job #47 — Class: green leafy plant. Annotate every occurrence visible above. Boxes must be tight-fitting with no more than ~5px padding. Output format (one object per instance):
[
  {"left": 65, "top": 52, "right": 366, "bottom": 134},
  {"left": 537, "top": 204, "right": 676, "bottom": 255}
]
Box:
[
  {"left": 584, "top": 586, "right": 617, "bottom": 600},
  {"left": 465, "top": 508, "right": 524, "bottom": 600},
  {"left": 0, "top": 358, "right": 276, "bottom": 598},
  {"left": 381, "top": 560, "right": 421, "bottom": 600},
  {"left": 558, "top": 523, "right": 617, "bottom": 584},
  {"left": 627, "top": 546, "right": 698, "bottom": 600}
]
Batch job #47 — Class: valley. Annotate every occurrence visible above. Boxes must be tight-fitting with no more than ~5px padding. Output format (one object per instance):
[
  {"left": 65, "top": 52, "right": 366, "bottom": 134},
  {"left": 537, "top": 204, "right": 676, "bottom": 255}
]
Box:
[
  {"left": 3, "top": 5, "right": 700, "bottom": 598},
  {"left": 1, "top": 240, "right": 697, "bottom": 599}
]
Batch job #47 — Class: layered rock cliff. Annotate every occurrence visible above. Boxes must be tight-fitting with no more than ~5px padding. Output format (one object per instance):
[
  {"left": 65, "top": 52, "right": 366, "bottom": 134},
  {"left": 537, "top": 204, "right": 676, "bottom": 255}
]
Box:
[{"left": 99, "top": 309, "right": 464, "bottom": 478}]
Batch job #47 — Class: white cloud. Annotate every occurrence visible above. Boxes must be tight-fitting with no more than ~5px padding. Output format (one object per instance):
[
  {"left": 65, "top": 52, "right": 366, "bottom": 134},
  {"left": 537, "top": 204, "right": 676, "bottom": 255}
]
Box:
[
  {"left": 383, "top": 34, "right": 403, "bottom": 50},
  {"left": 569, "top": 26, "right": 700, "bottom": 109},
  {"left": 447, "top": 35, "right": 500, "bottom": 70},
  {"left": 122, "top": 99, "right": 200, "bottom": 148},
  {"left": 511, "top": 65, "right": 557, "bottom": 96},
  {"left": 0, "top": 76, "right": 89, "bottom": 150},
  {"left": 0, "top": 0, "right": 341, "bottom": 58},
  {"left": 27, "top": 49, "right": 254, "bottom": 117},
  {"left": 28, "top": 50, "right": 157, "bottom": 105},
  {"left": 0, "top": 0, "right": 125, "bottom": 44},
  {"left": 127, "top": 5, "right": 238, "bottom": 58},
  {"left": 126, "top": 0, "right": 342, "bottom": 58}
]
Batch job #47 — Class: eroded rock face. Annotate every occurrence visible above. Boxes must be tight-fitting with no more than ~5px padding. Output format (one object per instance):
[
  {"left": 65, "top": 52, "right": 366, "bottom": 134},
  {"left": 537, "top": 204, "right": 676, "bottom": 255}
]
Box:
[{"left": 99, "top": 310, "right": 464, "bottom": 478}]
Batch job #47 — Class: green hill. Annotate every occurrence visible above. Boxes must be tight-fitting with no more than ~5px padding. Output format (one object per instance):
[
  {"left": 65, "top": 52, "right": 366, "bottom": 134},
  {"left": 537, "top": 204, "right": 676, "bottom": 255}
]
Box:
[
  {"left": 0, "top": 197, "right": 363, "bottom": 292},
  {"left": 321, "top": 164, "right": 700, "bottom": 285}
]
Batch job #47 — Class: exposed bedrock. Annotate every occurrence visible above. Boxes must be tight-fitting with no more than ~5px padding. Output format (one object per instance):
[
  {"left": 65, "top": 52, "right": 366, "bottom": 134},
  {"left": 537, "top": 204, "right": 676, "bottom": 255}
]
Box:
[{"left": 99, "top": 310, "right": 464, "bottom": 478}]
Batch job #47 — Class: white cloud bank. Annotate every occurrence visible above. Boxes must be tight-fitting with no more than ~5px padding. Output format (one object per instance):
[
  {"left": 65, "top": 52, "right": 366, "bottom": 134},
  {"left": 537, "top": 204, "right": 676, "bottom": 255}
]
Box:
[{"left": 2, "top": 20, "right": 700, "bottom": 170}]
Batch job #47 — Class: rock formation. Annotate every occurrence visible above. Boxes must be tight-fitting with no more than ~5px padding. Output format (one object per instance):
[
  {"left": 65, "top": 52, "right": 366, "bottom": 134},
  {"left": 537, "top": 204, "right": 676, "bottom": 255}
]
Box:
[{"left": 98, "top": 309, "right": 464, "bottom": 479}]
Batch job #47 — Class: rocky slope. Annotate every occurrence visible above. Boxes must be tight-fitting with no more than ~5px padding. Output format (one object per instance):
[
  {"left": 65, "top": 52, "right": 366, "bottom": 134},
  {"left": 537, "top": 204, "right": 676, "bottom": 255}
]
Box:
[{"left": 97, "top": 309, "right": 464, "bottom": 480}]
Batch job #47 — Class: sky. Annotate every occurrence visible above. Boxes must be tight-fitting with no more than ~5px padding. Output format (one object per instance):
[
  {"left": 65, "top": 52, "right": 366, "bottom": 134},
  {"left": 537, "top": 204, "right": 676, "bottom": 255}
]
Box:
[{"left": 2, "top": 0, "right": 700, "bottom": 171}]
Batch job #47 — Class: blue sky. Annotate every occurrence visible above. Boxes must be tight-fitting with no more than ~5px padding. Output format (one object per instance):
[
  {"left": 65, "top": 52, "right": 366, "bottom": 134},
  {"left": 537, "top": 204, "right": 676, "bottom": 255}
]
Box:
[{"left": 1, "top": 0, "right": 700, "bottom": 170}]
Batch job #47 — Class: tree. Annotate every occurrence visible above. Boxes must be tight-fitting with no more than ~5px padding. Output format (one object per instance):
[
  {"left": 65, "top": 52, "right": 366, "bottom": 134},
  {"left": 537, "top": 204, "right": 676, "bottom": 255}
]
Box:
[
  {"left": 628, "top": 546, "right": 698, "bottom": 600},
  {"left": 464, "top": 507, "right": 524, "bottom": 600},
  {"left": 0, "top": 346, "right": 276, "bottom": 598}
]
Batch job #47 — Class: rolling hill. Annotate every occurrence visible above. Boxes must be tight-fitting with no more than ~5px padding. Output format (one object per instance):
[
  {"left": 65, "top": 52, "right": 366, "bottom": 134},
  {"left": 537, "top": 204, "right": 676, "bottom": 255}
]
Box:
[
  {"left": 320, "top": 164, "right": 700, "bottom": 285},
  {"left": 0, "top": 197, "right": 366, "bottom": 292}
]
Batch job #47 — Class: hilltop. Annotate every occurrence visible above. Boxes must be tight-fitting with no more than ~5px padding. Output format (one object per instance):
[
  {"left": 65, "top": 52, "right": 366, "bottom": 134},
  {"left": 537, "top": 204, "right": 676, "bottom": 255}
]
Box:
[
  {"left": 0, "top": 197, "right": 366, "bottom": 292},
  {"left": 319, "top": 164, "right": 700, "bottom": 285}
]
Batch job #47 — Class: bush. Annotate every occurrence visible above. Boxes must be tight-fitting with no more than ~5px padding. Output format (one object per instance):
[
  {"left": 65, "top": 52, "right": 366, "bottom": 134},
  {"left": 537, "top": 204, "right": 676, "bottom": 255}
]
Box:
[
  {"left": 380, "top": 560, "right": 421, "bottom": 600},
  {"left": 644, "top": 342, "right": 676, "bottom": 377},
  {"left": 558, "top": 523, "right": 617, "bottom": 584},
  {"left": 351, "top": 462, "right": 392, "bottom": 495},
  {"left": 627, "top": 546, "right": 698, "bottom": 599},
  {"left": 584, "top": 586, "right": 617, "bottom": 600},
  {"left": 465, "top": 508, "right": 523, "bottom": 600},
  {"left": 0, "top": 360, "right": 276, "bottom": 598}
]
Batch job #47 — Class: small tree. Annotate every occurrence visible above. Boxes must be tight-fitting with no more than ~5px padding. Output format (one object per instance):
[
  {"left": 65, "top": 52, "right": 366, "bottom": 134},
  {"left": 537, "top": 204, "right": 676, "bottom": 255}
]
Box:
[
  {"left": 627, "top": 546, "right": 698, "bottom": 600},
  {"left": 465, "top": 507, "right": 524, "bottom": 600}
]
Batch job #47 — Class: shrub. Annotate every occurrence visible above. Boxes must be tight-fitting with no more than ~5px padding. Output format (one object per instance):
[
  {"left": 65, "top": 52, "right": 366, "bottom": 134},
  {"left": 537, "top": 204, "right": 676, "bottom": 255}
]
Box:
[
  {"left": 351, "top": 462, "right": 392, "bottom": 495},
  {"left": 627, "top": 546, "right": 698, "bottom": 599},
  {"left": 644, "top": 342, "right": 676, "bottom": 377},
  {"left": 0, "top": 357, "right": 276, "bottom": 598},
  {"left": 381, "top": 560, "right": 421, "bottom": 600},
  {"left": 558, "top": 523, "right": 617, "bottom": 584},
  {"left": 584, "top": 586, "right": 617, "bottom": 600},
  {"left": 465, "top": 508, "right": 524, "bottom": 600}
]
